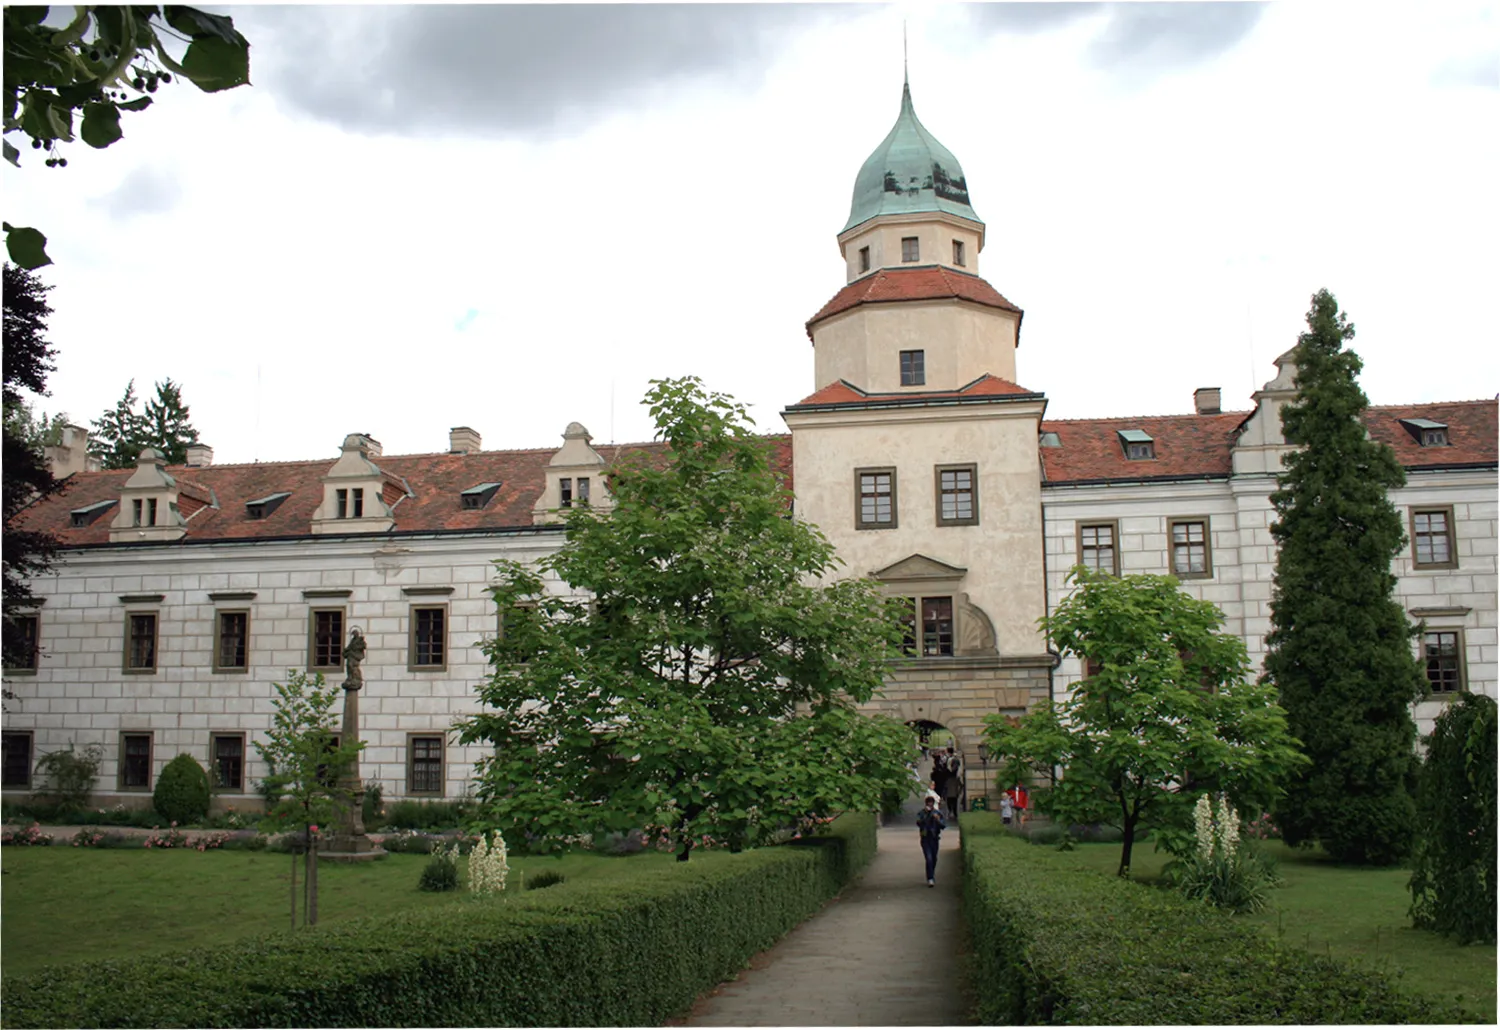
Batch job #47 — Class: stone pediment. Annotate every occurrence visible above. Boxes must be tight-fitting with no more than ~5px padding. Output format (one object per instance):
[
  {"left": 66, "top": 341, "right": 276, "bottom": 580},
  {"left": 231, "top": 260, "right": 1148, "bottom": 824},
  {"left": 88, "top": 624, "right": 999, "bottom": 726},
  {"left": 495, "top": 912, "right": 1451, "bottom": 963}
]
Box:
[{"left": 871, "top": 553, "right": 968, "bottom": 583}]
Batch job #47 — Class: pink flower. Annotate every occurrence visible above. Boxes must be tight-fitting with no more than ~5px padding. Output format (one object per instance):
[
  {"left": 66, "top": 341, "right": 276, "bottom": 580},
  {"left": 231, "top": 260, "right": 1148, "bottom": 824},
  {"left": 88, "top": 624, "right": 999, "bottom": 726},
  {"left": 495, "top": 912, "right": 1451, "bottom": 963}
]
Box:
[{"left": 309, "top": 825, "right": 319, "bottom": 833}]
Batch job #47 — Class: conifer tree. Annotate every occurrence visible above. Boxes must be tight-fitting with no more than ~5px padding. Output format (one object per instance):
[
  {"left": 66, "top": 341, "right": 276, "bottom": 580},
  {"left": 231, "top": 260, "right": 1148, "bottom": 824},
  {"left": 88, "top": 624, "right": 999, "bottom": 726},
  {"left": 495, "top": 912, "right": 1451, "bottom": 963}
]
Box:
[
  {"left": 1263, "top": 289, "right": 1424, "bottom": 865},
  {"left": 141, "top": 378, "right": 199, "bottom": 465},
  {"left": 89, "top": 380, "right": 145, "bottom": 469}
]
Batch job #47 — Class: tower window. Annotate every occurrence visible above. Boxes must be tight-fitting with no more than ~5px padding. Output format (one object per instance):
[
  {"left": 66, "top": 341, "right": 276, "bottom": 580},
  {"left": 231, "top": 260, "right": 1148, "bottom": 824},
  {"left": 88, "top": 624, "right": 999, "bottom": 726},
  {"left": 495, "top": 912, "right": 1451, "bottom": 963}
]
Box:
[
  {"left": 855, "top": 468, "right": 897, "bottom": 529},
  {"left": 901, "top": 237, "right": 919, "bottom": 262},
  {"left": 952, "top": 240, "right": 965, "bottom": 266},
  {"left": 900, "top": 349, "right": 925, "bottom": 386},
  {"left": 859, "top": 246, "right": 871, "bottom": 273},
  {"left": 935, "top": 464, "right": 978, "bottom": 526}
]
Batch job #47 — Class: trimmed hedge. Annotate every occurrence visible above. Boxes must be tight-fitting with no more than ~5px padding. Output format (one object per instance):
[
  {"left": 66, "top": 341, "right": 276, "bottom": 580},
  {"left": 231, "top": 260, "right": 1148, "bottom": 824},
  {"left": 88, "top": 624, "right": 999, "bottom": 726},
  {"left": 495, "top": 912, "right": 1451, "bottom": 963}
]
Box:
[
  {"left": 960, "top": 813, "right": 1475, "bottom": 1025},
  {"left": 1, "top": 813, "right": 875, "bottom": 1028}
]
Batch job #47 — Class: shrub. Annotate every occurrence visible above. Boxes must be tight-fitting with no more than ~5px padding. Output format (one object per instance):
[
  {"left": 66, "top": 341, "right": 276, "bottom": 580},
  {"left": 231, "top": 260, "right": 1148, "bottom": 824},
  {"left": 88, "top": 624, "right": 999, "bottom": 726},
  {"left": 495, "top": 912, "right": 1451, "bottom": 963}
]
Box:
[
  {"left": 379, "top": 829, "right": 436, "bottom": 854},
  {"left": 418, "top": 845, "right": 460, "bottom": 892},
  {"left": 362, "top": 782, "right": 384, "bottom": 828},
  {"left": 380, "top": 798, "right": 471, "bottom": 831},
  {"left": 1, "top": 823, "right": 54, "bottom": 847},
  {"left": 32, "top": 743, "right": 104, "bottom": 809},
  {"left": 1, "top": 812, "right": 877, "bottom": 1028},
  {"left": 1169, "top": 794, "right": 1280, "bottom": 914},
  {"left": 68, "top": 828, "right": 127, "bottom": 848},
  {"left": 960, "top": 812, "right": 1476, "bottom": 1024},
  {"left": 1409, "top": 692, "right": 1497, "bottom": 944},
  {"left": 153, "top": 754, "right": 211, "bottom": 825},
  {"left": 525, "top": 870, "right": 565, "bottom": 891}
]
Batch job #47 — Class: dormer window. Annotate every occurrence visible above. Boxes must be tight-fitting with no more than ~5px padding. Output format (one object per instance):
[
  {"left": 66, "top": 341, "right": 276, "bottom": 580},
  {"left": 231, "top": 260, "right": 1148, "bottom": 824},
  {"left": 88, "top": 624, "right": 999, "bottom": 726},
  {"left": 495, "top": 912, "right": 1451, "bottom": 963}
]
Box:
[
  {"left": 461, "top": 482, "right": 502, "bottom": 510},
  {"left": 952, "top": 240, "right": 965, "bottom": 266},
  {"left": 859, "top": 246, "right": 871, "bottom": 273},
  {"left": 132, "top": 498, "right": 159, "bottom": 527},
  {"left": 1400, "top": 418, "right": 1449, "bottom": 447},
  {"left": 336, "top": 488, "right": 364, "bottom": 519},
  {"left": 560, "top": 478, "right": 573, "bottom": 508},
  {"left": 576, "top": 477, "right": 591, "bottom": 505},
  {"left": 1118, "top": 430, "right": 1155, "bottom": 460},
  {"left": 245, "top": 492, "right": 291, "bottom": 520},
  {"left": 901, "top": 237, "right": 919, "bottom": 262},
  {"left": 70, "top": 499, "right": 116, "bottom": 527}
]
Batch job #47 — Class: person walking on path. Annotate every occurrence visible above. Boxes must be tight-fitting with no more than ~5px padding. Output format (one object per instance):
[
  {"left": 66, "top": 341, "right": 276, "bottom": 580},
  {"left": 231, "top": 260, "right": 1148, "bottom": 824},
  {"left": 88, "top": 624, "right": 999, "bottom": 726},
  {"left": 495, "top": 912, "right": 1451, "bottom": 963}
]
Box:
[
  {"left": 929, "top": 750, "right": 949, "bottom": 804},
  {"left": 941, "top": 747, "right": 963, "bottom": 819},
  {"left": 916, "top": 795, "right": 945, "bottom": 887}
]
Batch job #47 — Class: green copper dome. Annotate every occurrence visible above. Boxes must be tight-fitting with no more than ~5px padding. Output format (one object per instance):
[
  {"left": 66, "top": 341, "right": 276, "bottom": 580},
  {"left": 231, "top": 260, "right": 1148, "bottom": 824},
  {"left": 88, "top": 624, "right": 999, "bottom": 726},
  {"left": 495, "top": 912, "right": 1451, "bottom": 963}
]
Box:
[{"left": 842, "top": 80, "right": 981, "bottom": 234}]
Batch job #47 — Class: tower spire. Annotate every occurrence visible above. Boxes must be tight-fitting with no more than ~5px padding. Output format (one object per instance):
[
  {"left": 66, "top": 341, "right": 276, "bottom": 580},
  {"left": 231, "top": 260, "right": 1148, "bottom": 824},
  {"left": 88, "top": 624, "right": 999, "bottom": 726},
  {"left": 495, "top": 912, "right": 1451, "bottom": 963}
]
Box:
[{"left": 903, "top": 20, "right": 908, "bottom": 87}]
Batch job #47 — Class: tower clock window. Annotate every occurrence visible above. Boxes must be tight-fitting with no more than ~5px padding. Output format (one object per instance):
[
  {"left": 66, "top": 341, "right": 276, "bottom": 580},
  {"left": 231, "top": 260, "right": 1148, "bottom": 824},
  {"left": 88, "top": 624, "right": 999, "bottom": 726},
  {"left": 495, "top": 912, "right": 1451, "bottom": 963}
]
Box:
[
  {"left": 901, "top": 236, "right": 919, "bottom": 262},
  {"left": 900, "top": 350, "right": 925, "bottom": 386}
]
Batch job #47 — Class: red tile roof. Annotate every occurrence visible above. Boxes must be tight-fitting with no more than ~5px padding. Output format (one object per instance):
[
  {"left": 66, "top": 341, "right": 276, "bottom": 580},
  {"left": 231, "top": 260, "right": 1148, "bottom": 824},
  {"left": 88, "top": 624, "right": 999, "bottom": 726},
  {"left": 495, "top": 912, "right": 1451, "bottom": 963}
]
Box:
[
  {"left": 1040, "top": 400, "right": 1498, "bottom": 485},
  {"left": 13, "top": 435, "right": 796, "bottom": 548},
  {"left": 806, "top": 266, "right": 1023, "bottom": 339},
  {"left": 789, "top": 374, "right": 1041, "bottom": 410}
]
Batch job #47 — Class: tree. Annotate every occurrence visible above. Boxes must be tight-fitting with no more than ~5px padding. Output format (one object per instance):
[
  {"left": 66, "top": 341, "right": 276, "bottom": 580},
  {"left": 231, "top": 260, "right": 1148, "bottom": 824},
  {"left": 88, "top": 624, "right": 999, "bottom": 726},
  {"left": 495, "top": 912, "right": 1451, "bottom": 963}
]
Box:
[
  {"left": 1408, "top": 692, "right": 1496, "bottom": 944},
  {"left": 1262, "top": 289, "right": 1426, "bottom": 866},
  {"left": 254, "top": 670, "right": 363, "bottom": 928},
  {"left": 984, "top": 569, "right": 1308, "bottom": 878},
  {"left": 4, "top": 5, "right": 251, "bottom": 268},
  {"left": 2, "top": 263, "right": 64, "bottom": 669},
  {"left": 3, "top": 398, "right": 68, "bottom": 451},
  {"left": 459, "top": 377, "right": 916, "bottom": 860},
  {"left": 89, "top": 378, "right": 200, "bottom": 469}
]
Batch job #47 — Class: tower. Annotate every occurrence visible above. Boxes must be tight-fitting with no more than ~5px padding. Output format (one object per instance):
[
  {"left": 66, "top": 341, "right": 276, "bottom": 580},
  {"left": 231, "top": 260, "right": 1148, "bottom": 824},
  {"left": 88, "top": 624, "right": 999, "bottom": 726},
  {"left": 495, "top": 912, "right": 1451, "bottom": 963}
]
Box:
[{"left": 783, "top": 77, "right": 1053, "bottom": 792}]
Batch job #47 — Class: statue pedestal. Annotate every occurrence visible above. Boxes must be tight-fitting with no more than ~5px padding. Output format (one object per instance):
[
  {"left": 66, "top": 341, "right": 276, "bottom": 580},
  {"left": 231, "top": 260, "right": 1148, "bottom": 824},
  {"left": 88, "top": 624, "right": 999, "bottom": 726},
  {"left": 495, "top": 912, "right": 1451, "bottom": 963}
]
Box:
[{"left": 320, "top": 834, "right": 386, "bottom": 863}]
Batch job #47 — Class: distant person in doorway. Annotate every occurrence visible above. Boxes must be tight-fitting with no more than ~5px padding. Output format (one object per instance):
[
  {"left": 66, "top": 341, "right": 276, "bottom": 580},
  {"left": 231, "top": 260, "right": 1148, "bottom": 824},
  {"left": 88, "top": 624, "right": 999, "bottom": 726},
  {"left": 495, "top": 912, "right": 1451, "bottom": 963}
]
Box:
[
  {"left": 930, "top": 749, "right": 950, "bottom": 803},
  {"left": 917, "top": 795, "right": 945, "bottom": 887},
  {"left": 942, "top": 748, "right": 962, "bottom": 819}
]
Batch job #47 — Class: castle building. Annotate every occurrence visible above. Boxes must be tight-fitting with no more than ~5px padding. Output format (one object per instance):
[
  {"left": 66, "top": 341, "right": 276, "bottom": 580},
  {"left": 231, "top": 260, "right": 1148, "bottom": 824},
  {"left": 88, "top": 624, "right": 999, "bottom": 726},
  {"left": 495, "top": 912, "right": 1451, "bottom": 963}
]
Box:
[{"left": 4, "top": 79, "right": 1495, "bottom": 809}]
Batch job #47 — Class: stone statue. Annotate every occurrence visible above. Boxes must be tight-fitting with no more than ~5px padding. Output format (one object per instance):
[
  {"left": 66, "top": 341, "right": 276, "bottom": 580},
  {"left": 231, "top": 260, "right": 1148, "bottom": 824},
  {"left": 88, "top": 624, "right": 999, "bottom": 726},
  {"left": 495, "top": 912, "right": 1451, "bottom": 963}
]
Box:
[{"left": 343, "top": 627, "right": 366, "bottom": 690}]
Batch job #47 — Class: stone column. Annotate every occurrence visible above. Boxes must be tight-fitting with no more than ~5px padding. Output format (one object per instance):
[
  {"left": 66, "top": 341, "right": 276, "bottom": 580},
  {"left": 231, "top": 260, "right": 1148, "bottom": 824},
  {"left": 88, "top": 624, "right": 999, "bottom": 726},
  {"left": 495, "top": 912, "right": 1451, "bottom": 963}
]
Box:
[{"left": 323, "top": 629, "right": 384, "bottom": 862}]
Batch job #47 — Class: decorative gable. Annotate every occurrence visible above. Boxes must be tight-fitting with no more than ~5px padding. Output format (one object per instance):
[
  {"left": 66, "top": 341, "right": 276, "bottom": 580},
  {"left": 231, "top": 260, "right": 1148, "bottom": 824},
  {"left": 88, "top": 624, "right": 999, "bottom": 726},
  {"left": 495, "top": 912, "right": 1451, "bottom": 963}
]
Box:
[
  {"left": 311, "top": 434, "right": 403, "bottom": 535},
  {"left": 109, "top": 448, "right": 187, "bottom": 542},
  {"left": 533, "top": 422, "right": 613, "bottom": 525},
  {"left": 871, "top": 553, "right": 968, "bottom": 584}
]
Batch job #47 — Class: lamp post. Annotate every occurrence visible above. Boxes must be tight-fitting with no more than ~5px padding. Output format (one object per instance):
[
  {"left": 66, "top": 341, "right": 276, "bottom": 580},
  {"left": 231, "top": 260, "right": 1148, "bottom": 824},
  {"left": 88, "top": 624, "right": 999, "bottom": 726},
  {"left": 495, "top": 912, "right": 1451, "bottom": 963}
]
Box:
[{"left": 977, "top": 743, "right": 990, "bottom": 809}]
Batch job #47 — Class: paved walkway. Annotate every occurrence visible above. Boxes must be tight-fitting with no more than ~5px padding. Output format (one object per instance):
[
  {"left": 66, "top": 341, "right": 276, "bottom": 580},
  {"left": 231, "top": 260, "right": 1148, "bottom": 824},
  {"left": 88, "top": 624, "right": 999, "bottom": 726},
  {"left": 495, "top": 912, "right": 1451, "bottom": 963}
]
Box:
[{"left": 678, "top": 820, "right": 971, "bottom": 1027}]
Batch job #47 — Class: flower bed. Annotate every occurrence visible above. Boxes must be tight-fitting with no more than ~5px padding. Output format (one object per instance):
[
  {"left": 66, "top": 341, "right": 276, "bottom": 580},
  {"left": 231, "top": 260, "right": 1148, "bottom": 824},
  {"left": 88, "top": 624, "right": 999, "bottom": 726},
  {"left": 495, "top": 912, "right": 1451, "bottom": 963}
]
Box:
[
  {"left": 960, "top": 813, "right": 1476, "bottom": 1024},
  {"left": 1, "top": 812, "right": 875, "bottom": 1028}
]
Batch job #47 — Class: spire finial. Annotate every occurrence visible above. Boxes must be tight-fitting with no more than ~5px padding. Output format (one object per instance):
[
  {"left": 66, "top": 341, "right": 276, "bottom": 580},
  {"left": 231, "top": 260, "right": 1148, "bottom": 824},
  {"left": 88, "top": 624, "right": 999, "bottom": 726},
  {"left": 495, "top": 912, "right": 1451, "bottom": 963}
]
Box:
[{"left": 903, "top": 20, "right": 909, "bottom": 87}]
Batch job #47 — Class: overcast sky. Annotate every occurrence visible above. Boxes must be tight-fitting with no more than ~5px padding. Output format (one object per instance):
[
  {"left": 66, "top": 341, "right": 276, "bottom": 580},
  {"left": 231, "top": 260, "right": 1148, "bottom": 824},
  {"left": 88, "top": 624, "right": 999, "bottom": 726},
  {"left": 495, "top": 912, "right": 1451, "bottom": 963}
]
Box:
[{"left": 10, "top": 2, "right": 1497, "bottom": 465}]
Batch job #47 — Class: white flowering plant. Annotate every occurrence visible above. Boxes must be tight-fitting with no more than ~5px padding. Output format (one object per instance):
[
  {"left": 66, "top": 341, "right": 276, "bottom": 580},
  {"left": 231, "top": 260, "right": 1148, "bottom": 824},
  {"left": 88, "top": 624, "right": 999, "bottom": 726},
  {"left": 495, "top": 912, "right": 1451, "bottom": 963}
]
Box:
[
  {"left": 467, "top": 831, "right": 509, "bottom": 895},
  {"left": 1171, "top": 793, "right": 1280, "bottom": 913}
]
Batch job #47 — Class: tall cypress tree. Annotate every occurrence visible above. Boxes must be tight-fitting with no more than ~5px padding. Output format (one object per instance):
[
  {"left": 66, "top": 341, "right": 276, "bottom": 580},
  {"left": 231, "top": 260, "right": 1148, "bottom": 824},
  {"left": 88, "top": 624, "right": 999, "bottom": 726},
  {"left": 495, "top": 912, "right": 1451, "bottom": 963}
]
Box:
[{"left": 1263, "top": 289, "right": 1425, "bottom": 865}]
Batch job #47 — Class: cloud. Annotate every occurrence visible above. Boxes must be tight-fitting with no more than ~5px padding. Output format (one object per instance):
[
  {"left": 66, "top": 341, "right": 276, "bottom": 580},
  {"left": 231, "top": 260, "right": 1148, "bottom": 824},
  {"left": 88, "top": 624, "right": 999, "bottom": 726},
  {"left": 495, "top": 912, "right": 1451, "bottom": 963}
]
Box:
[
  {"left": 1432, "top": 50, "right": 1500, "bottom": 90},
  {"left": 87, "top": 165, "right": 182, "bottom": 220},
  {"left": 963, "top": 2, "right": 1266, "bottom": 73},
  {"left": 235, "top": 4, "right": 858, "bottom": 140}
]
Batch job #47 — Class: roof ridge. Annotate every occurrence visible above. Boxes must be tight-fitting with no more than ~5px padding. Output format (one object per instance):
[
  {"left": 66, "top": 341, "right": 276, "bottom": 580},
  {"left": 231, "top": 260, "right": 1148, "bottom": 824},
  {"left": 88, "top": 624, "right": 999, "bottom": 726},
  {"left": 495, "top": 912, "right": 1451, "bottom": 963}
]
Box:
[{"left": 1041, "top": 411, "right": 1253, "bottom": 424}]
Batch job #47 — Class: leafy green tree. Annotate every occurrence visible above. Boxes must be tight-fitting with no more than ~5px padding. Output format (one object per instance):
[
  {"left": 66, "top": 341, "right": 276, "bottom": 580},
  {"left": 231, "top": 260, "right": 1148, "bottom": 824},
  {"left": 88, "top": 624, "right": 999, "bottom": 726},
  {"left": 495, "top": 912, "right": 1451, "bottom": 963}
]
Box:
[
  {"left": 3, "top": 398, "right": 68, "bottom": 451},
  {"left": 4, "top": 5, "right": 251, "bottom": 268},
  {"left": 1409, "top": 693, "right": 1496, "bottom": 944},
  {"left": 254, "top": 670, "right": 363, "bottom": 928},
  {"left": 89, "top": 378, "right": 200, "bottom": 468},
  {"left": 2, "top": 263, "right": 64, "bottom": 670},
  {"left": 1263, "top": 289, "right": 1425, "bottom": 865},
  {"left": 460, "top": 377, "right": 915, "bottom": 860},
  {"left": 984, "top": 569, "right": 1307, "bottom": 878}
]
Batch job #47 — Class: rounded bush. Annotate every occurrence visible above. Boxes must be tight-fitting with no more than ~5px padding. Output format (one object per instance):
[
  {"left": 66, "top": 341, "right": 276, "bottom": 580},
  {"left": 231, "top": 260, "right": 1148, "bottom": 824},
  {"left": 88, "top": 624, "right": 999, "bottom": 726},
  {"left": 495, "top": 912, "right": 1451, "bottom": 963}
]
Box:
[{"left": 152, "top": 754, "right": 211, "bottom": 824}]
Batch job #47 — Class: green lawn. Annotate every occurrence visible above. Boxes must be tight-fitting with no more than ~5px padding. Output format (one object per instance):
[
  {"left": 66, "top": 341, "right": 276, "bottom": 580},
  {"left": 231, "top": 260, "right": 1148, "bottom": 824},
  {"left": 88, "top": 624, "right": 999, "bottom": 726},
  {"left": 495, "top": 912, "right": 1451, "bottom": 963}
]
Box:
[
  {"left": 0, "top": 845, "right": 698, "bottom": 977},
  {"left": 1043, "top": 837, "right": 1497, "bottom": 1021}
]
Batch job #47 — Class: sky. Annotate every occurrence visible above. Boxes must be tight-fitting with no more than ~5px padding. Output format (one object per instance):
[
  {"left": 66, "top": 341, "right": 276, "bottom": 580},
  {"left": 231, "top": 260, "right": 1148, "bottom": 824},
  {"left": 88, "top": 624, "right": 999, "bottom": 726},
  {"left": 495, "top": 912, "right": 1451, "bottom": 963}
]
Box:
[{"left": 9, "top": 2, "right": 1498, "bottom": 466}]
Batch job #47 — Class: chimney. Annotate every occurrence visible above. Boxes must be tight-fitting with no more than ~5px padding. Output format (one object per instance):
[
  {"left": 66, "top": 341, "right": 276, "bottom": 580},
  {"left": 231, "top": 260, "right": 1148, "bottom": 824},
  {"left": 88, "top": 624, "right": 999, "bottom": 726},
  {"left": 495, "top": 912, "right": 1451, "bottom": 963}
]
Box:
[
  {"left": 1194, "top": 387, "right": 1222, "bottom": 415},
  {"left": 185, "top": 443, "right": 214, "bottom": 468},
  {"left": 44, "top": 424, "right": 92, "bottom": 478},
  {"left": 449, "top": 426, "right": 482, "bottom": 455}
]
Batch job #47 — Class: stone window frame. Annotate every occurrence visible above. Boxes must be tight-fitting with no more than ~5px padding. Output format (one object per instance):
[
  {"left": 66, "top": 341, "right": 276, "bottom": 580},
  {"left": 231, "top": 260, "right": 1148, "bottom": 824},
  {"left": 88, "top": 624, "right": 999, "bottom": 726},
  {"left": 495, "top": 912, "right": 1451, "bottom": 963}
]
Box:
[
  {"left": 4, "top": 610, "right": 40, "bottom": 673},
  {"left": 858, "top": 246, "right": 871, "bottom": 273},
  {"left": 335, "top": 487, "right": 365, "bottom": 519},
  {"left": 407, "top": 732, "right": 446, "bottom": 796},
  {"left": 952, "top": 239, "right": 965, "bottom": 266},
  {"left": 1422, "top": 627, "right": 1467, "bottom": 695},
  {"left": 899, "top": 349, "right": 925, "bottom": 386},
  {"left": 901, "top": 236, "right": 919, "bottom": 262},
  {"left": 209, "top": 730, "right": 247, "bottom": 792},
  {"left": 213, "top": 609, "right": 251, "bottom": 673},
  {"left": 408, "top": 603, "right": 449, "bottom": 672},
  {"left": 307, "top": 607, "right": 347, "bottom": 672},
  {"left": 2, "top": 730, "right": 34, "bottom": 789},
  {"left": 1410, "top": 506, "right": 1459, "bottom": 571},
  {"left": 1168, "top": 517, "right": 1213, "bottom": 580},
  {"left": 1076, "top": 520, "right": 1121, "bottom": 576},
  {"left": 934, "top": 463, "right": 979, "bottom": 528},
  {"left": 854, "top": 467, "right": 898, "bottom": 530},
  {"left": 117, "top": 730, "right": 154, "bottom": 792},
  {"left": 123, "top": 610, "right": 160, "bottom": 674}
]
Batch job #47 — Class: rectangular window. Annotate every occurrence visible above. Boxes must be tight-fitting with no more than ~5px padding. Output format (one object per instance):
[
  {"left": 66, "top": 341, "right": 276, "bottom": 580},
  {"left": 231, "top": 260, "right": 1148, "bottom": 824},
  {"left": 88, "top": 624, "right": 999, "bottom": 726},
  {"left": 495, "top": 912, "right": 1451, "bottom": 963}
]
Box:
[
  {"left": 132, "top": 498, "right": 144, "bottom": 526},
  {"left": 952, "top": 239, "right": 965, "bottom": 266},
  {"left": 936, "top": 464, "right": 978, "bottom": 527},
  {"left": 859, "top": 246, "right": 871, "bottom": 273},
  {"left": 1424, "top": 631, "right": 1465, "bottom": 694},
  {"left": 124, "top": 612, "right": 158, "bottom": 672},
  {"left": 336, "top": 488, "right": 348, "bottom": 519},
  {"left": 900, "top": 349, "right": 925, "bottom": 386},
  {"left": 410, "top": 605, "right": 447, "bottom": 670},
  {"left": 351, "top": 488, "right": 363, "bottom": 518},
  {"left": 1169, "top": 519, "right": 1211, "bottom": 579},
  {"left": 214, "top": 611, "right": 249, "bottom": 672},
  {"left": 921, "top": 596, "right": 954, "bottom": 657},
  {"left": 576, "top": 477, "right": 590, "bottom": 505},
  {"left": 1421, "top": 428, "right": 1449, "bottom": 447},
  {"left": 5, "top": 613, "right": 39, "bottom": 671},
  {"left": 901, "top": 236, "right": 919, "bottom": 262},
  {"left": 1077, "top": 522, "right": 1119, "bottom": 575},
  {"left": 1412, "top": 508, "right": 1457, "bottom": 569},
  {"left": 898, "top": 597, "right": 918, "bottom": 656},
  {"left": 119, "top": 732, "right": 153, "bottom": 791},
  {"left": 560, "top": 477, "right": 573, "bottom": 508},
  {"left": 309, "top": 608, "right": 345, "bottom": 670},
  {"left": 855, "top": 468, "right": 897, "bottom": 529},
  {"left": 408, "top": 734, "right": 445, "bottom": 795},
  {"left": 210, "top": 733, "right": 245, "bottom": 791},
  {"left": 2, "top": 731, "right": 33, "bottom": 789}
]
